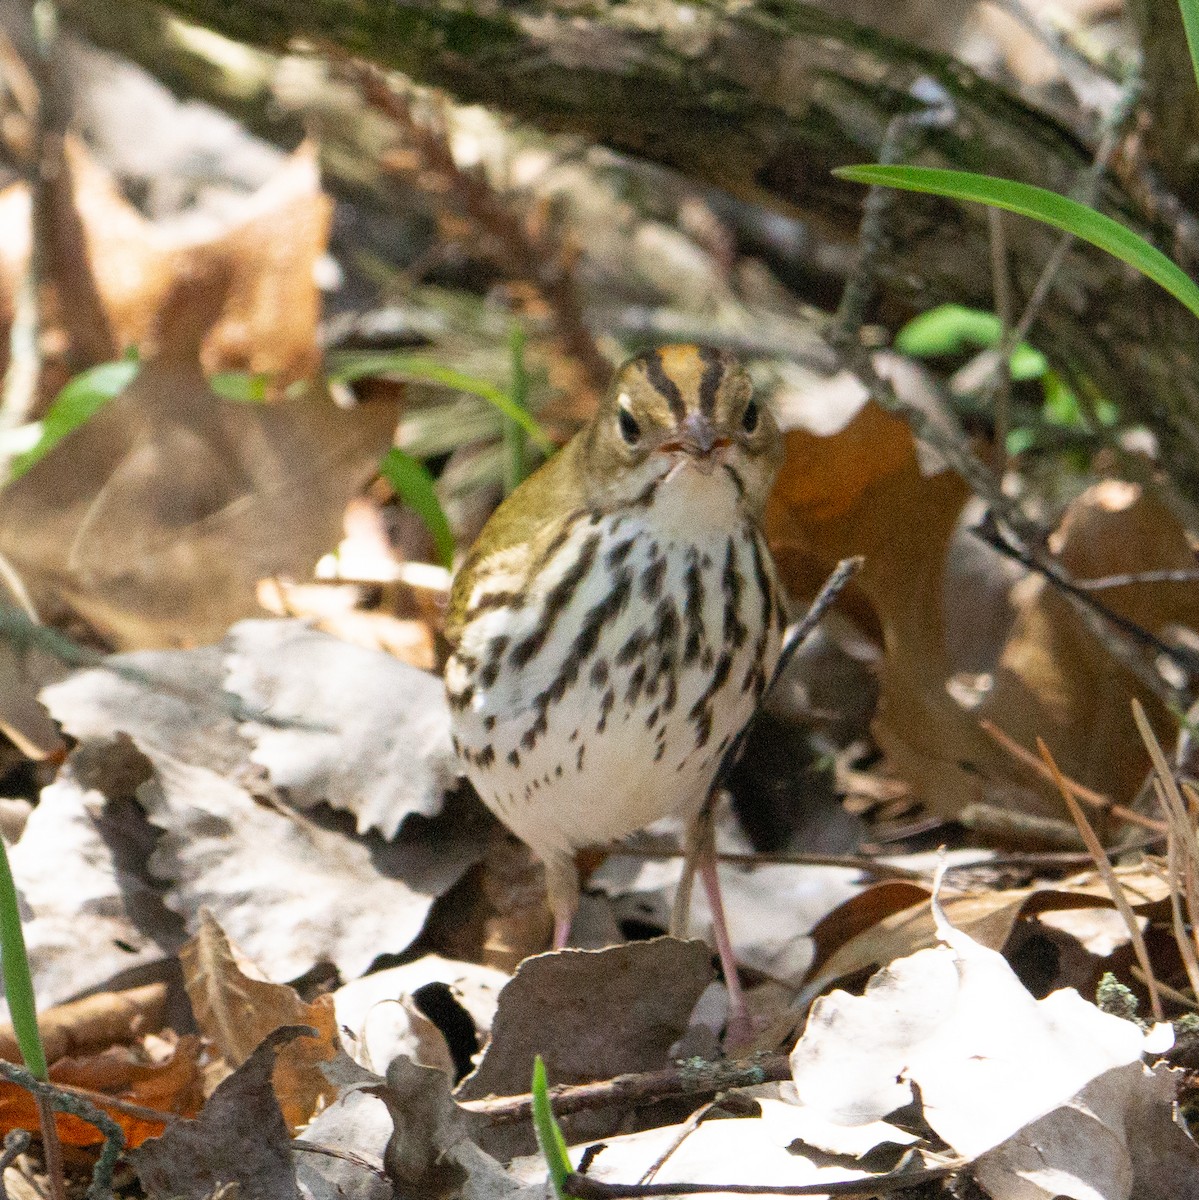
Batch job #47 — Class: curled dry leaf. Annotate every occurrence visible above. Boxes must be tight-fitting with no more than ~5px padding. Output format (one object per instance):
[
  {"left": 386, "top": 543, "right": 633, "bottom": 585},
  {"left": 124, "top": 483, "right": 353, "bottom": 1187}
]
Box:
[
  {"left": 224, "top": 619, "right": 458, "bottom": 839},
  {"left": 0, "top": 140, "right": 397, "bottom": 648},
  {"left": 332, "top": 956, "right": 511, "bottom": 1076},
  {"left": 765, "top": 376, "right": 1199, "bottom": 822},
  {"left": 131, "top": 1026, "right": 307, "bottom": 1200},
  {"left": 0, "top": 982, "right": 169, "bottom": 1066},
  {"left": 800, "top": 864, "right": 1172, "bottom": 1004},
  {"left": 179, "top": 910, "right": 340, "bottom": 1132},
  {"left": 43, "top": 618, "right": 460, "bottom": 841},
  {"left": 788, "top": 902, "right": 1187, "bottom": 1198},
  {"left": 366, "top": 1056, "right": 520, "bottom": 1200}
]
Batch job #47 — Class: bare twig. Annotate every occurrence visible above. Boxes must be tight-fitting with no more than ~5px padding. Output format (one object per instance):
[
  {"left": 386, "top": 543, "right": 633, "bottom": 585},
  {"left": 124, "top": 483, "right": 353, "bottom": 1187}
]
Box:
[
  {"left": 1164, "top": 830, "right": 1199, "bottom": 1000},
  {"left": 970, "top": 71, "right": 1144, "bottom": 411},
  {"left": 30, "top": 1097, "right": 61, "bottom": 1200},
  {"left": 1070, "top": 568, "right": 1199, "bottom": 590},
  {"left": 972, "top": 513, "right": 1197, "bottom": 706},
  {"left": 613, "top": 845, "right": 924, "bottom": 881},
  {"left": 833, "top": 88, "right": 955, "bottom": 344},
  {"left": 0, "top": 1062, "right": 123, "bottom": 1200},
  {"left": 457, "top": 1055, "right": 792, "bottom": 1126},
  {"left": 769, "top": 557, "right": 864, "bottom": 694},
  {"left": 1038, "top": 737, "right": 1164, "bottom": 1021},
  {"left": 290, "top": 1141, "right": 390, "bottom": 1181},
  {"left": 564, "top": 1157, "right": 966, "bottom": 1198}
]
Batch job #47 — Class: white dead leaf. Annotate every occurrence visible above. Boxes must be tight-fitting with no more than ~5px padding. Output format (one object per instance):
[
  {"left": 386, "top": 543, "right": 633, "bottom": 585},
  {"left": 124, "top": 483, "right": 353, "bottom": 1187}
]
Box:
[
  {"left": 223, "top": 619, "right": 457, "bottom": 838},
  {"left": 6, "top": 756, "right": 175, "bottom": 1013},
  {"left": 791, "top": 923, "right": 1153, "bottom": 1158},
  {"left": 973, "top": 1062, "right": 1199, "bottom": 1200},
  {"left": 757, "top": 1091, "right": 916, "bottom": 1158},
  {"left": 140, "top": 753, "right": 480, "bottom": 981},
  {"left": 510, "top": 1112, "right": 873, "bottom": 1198},
  {"left": 41, "top": 645, "right": 246, "bottom": 772},
  {"left": 43, "top": 619, "right": 458, "bottom": 841}
]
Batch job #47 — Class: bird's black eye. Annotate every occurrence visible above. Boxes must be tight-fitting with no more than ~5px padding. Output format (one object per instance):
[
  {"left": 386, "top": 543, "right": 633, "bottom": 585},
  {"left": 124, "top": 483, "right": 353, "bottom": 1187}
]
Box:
[
  {"left": 741, "top": 399, "right": 760, "bottom": 433},
  {"left": 618, "top": 407, "right": 641, "bottom": 446}
]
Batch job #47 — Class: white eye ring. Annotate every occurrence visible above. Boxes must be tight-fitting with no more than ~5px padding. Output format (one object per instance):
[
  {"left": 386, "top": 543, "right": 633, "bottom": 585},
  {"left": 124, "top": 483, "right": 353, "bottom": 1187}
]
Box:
[{"left": 616, "top": 395, "right": 641, "bottom": 446}]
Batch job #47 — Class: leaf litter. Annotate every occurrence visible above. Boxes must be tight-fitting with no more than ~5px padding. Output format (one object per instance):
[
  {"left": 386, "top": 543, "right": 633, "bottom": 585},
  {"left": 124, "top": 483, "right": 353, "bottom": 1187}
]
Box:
[{"left": 1, "top": 16, "right": 1198, "bottom": 1200}]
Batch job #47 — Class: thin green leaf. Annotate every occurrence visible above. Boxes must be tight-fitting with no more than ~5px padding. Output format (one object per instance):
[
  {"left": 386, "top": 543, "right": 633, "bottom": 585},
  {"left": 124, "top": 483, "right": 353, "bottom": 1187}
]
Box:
[
  {"left": 327, "top": 350, "right": 554, "bottom": 452},
  {"left": 1181, "top": 0, "right": 1199, "bottom": 95},
  {"left": 503, "top": 326, "right": 531, "bottom": 494},
  {"left": 6, "top": 360, "right": 139, "bottom": 483},
  {"left": 379, "top": 447, "right": 455, "bottom": 569},
  {"left": 835, "top": 165, "right": 1199, "bottom": 322},
  {"left": 896, "top": 304, "right": 1048, "bottom": 380},
  {"left": 0, "top": 839, "right": 46, "bottom": 1079},
  {"left": 209, "top": 371, "right": 271, "bottom": 403},
  {"left": 531, "top": 1056, "right": 573, "bottom": 1199}
]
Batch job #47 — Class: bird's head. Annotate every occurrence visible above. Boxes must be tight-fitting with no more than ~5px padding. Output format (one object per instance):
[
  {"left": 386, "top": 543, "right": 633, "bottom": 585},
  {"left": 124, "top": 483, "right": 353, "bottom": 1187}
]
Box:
[{"left": 579, "top": 345, "right": 782, "bottom": 520}]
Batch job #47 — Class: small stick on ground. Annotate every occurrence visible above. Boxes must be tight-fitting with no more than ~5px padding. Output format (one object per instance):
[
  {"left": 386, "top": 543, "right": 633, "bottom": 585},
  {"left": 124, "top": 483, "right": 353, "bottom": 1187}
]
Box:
[
  {"left": 458, "top": 1054, "right": 792, "bottom": 1126},
  {"left": 564, "top": 1156, "right": 966, "bottom": 1198}
]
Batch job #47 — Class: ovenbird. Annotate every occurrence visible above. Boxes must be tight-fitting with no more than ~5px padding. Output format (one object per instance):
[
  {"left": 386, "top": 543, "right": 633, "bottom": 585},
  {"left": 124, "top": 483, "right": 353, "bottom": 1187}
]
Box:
[{"left": 445, "top": 345, "right": 786, "bottom": 1033}]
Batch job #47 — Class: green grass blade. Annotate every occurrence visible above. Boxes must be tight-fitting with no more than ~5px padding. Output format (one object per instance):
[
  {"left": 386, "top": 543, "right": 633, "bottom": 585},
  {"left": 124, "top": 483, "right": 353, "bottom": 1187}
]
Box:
[
  {"left": 835, "top": 165, "right": 1199, "bottom": 322},
  {"left": 1181, "top": 0, "right": 1199, "bottom": 94},
  {"left": 327, "top": 350, "right": 554, "bottom": 453},
  {"left": 6, "top": 359, "right": 139, "bottom": 483},
  {"left": 379, "top": 447, "right": 455, "bottom": 569},
  {"left": 503, "top": 326, "right": 530, "bottom": 495},
  {"left": 0, "top": 839, "right": 47, "bottom": 1079},
  {"left": 531, "top": 1056, "right": 573, "bottom": 1199}
]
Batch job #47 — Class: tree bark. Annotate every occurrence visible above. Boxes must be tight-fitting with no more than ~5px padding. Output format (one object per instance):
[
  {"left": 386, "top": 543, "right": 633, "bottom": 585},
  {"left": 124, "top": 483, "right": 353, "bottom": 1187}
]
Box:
[
  {"left": 71, "top": 0, "right": 1199, "bottom": 511},
  {"left": 1126, "top": 0, "right": 1199, "bottom": 209}
]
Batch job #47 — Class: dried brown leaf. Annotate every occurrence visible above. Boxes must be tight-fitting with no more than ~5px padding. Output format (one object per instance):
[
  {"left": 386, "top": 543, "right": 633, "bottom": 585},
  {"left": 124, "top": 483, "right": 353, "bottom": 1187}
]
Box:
[
  {"left": 0, "top": 1038, "right": 203, "bottom": 1149},
  {"left": 180, "top": 911, "right": 339, "bottom": 1131}
]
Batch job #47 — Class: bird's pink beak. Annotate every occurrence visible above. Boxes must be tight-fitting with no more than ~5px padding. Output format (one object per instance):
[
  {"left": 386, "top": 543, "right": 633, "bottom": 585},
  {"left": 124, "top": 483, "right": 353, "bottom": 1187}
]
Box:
[{"left": 658, "top": 414, "right": 730, "bottom": 475}]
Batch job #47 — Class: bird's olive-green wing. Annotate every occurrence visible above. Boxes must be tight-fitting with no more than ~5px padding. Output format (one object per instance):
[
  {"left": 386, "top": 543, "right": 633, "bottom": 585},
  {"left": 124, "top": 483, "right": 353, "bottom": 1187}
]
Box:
[{"left": 444, "top": 435, "right": 587, "bottom": 647}]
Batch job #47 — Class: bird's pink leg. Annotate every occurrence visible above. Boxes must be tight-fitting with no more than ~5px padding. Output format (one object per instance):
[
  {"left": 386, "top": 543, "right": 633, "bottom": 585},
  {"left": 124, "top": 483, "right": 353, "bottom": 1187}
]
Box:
[
  {"left": 679, "top": 805, "right": 753, "bottom": 1045},
  {"left": 552, "top": 916, "right": 573, "bottom": 950},
  {"left": 697, "top": 852, "right": 752, "bottom": 1048},
  {"left": 545, "top": 855, "right": 580, "bottom": 951}
]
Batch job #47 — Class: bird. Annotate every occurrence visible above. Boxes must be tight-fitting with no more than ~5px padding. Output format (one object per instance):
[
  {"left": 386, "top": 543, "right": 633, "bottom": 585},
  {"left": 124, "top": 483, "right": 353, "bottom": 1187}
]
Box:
[{"left": 444, "top": 344, "right": 787, "bottom": 1040}]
